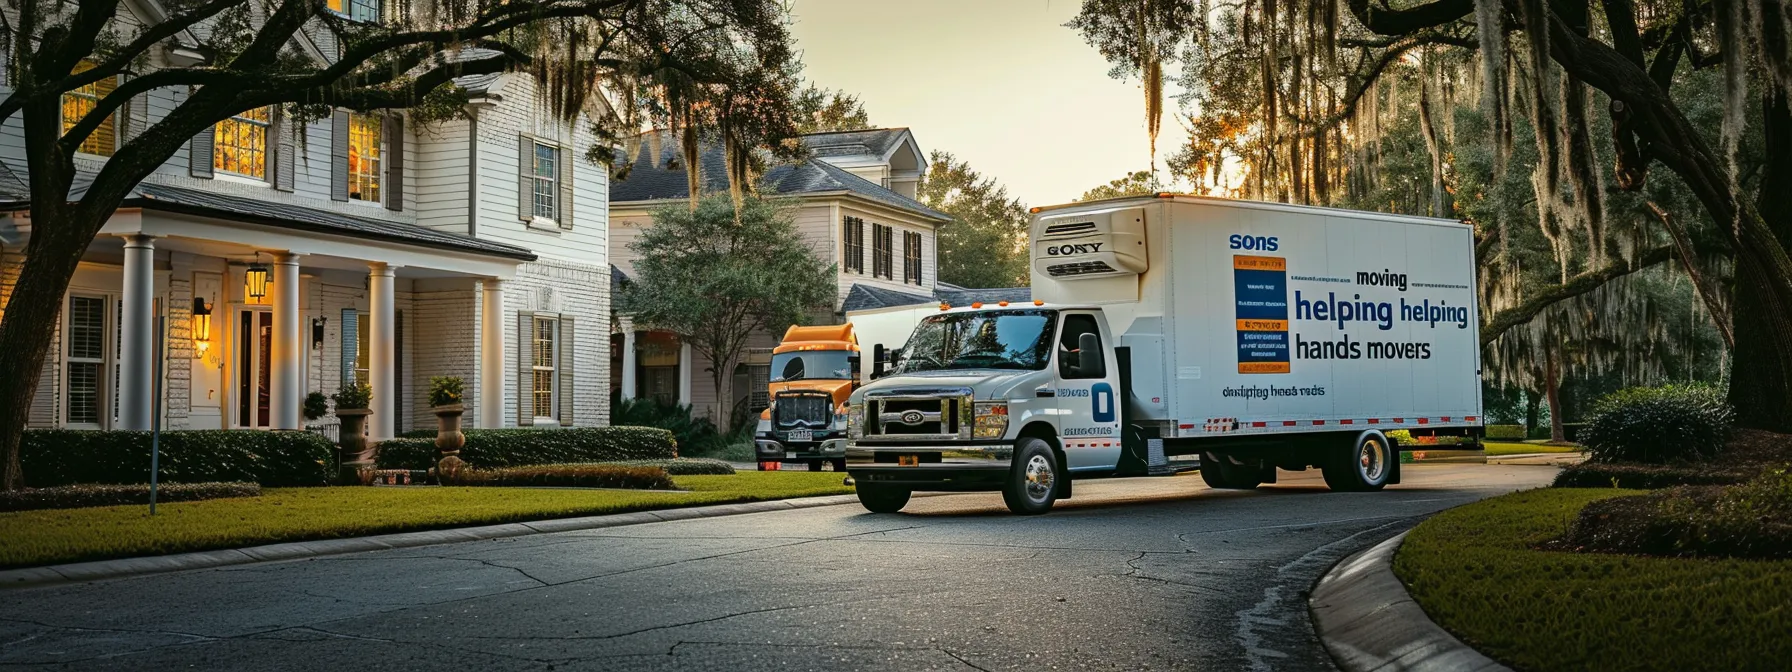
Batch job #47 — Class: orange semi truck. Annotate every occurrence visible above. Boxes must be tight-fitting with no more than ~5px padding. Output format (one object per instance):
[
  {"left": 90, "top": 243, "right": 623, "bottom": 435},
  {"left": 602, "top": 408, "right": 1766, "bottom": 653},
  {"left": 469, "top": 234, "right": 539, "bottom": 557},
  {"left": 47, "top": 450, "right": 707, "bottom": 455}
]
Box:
[{"left": 752, "top": 324, "right": 861, "bottom": 471}]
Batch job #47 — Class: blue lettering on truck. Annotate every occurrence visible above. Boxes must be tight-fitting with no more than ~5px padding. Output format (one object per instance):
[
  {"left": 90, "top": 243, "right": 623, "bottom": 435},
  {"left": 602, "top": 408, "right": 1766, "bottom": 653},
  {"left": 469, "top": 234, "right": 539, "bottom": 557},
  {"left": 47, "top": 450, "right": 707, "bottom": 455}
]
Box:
[{"left": 1228, "top": 234, "right": 1280, "bottom": 251}]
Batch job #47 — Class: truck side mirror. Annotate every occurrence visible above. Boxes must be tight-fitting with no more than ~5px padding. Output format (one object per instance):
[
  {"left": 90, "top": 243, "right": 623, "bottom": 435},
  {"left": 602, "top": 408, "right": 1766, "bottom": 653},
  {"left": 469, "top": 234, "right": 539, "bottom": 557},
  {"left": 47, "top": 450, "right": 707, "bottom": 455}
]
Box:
[
  {"left": 1077, "top": 332, "right": 1106, "bottom": 378},
  {"left": 872, "top": 344, "right": 886, "bottom": 380},
  {"left": 847, "top": 353, "right": 862, "bottom": 385}
]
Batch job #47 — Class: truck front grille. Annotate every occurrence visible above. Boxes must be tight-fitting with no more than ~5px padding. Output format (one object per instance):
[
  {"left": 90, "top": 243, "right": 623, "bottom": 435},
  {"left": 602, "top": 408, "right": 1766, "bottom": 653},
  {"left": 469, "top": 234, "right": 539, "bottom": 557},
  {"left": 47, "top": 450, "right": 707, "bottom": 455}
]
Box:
[
  {"left": 864, "top": 391, "right": 970, "bottom": 441},
  {"left": 774, "top": 393, "right": 832, "bottom": 429}
]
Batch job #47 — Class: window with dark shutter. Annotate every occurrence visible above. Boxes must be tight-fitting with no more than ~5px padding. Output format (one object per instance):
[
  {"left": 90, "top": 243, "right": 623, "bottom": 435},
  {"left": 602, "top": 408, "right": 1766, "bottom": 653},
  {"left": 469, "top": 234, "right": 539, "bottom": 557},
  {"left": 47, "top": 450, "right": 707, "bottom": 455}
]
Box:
[
  {"left": 904, "top": 231, "right": 923, "bottom": 285},
  {"left": 842, "top": 216, "right": 865, "bottom": 274},
  {"left": 558, "top": 317, "right": 575, "bottom": 425},
  {"left": 385, "top": 114, "right": 404, "bottom": 211},
  {"left": 558, "top": 140, "right": 574, "bottom": 229},
  {"left": 516, "top": 312, "right": 535, "bottom": 426},
  {"left": 872, "top": 224, "right": 894, "bottom": 280},
  {"left": 330, "top": 110, "right": 350, "bottom": 201},
  {"left": 274, "top": 109, "right": 296, "bottom": 192}
]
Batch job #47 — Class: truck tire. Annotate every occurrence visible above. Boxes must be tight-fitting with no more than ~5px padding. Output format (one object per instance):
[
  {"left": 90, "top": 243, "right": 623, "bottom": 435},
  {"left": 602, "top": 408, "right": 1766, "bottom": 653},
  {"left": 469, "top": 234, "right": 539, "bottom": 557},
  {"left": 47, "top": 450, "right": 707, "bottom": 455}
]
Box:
[
  {"left": 1200, "top": 453, "right": 1262, "bottom": 490},
  {"left": 856, "top": 483, "right": 911, "bottom": 513},
  {"left": 1324, "top": 431, "right": 1393, "bottom": 492},
  {"left": 831, "top": 458, "right": 848, "bottom": 472},
  {"left": 1002, "top": 437, "right": 1061, "bottom": 515}
]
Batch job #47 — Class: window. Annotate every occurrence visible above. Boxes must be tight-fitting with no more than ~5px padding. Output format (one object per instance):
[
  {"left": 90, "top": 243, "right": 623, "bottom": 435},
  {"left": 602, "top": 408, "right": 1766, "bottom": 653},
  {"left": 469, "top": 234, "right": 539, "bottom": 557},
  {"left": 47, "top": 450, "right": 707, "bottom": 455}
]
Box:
[
  {"left": 214, "top": 107, "right": 270, "bottom": 178},
  {"left": 347, "top": 113, "right": 382, "bottom": 202},
  {"left": 872, "top": 223, "right": 894, "bottom": 280},
  {"left": 1057, "top": 313, "right": 1106, "bottom": 379},
  {"left": 842, "top": 217, "right": 864, "bottom": 273},
  {"left": 65, "top": 296, "right": 108, "bottom": 426},
  {"left": 328, "top": 0, "right": 380, "bottom": 22},
  {"left": 60, "top": 62, "right": 116, "bottom": 157},
  {"left": 904, "top": 231, "right": 923, "bottom": 285},
  {"left": 532, "top": 317, "right": 558, "bottom": 421},
  {"left": 531, "top": 141, "right": 559, "bottom": 221}
]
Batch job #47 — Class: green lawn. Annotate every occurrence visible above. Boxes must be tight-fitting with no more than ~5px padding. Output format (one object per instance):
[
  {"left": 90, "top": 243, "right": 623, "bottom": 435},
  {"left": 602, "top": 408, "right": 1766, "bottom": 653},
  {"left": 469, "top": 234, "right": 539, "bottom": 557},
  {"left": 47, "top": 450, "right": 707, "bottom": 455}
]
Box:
[
  {"left": 1394, "top": 488, "right": 1792, "bottom": 671},
  {"left": 0, "top": 472, "right": 852, "bottom": 570},
  {"left": 1481, "top": 441, "right": 1584, "bottom": 456}
]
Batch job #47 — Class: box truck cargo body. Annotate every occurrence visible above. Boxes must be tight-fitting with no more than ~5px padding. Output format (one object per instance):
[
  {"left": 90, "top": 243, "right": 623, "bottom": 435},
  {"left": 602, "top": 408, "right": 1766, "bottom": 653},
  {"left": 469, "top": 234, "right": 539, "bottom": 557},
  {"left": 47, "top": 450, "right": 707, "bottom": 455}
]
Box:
[{"left": 845, "top": 195, "right": 1482, "bottom": 514}]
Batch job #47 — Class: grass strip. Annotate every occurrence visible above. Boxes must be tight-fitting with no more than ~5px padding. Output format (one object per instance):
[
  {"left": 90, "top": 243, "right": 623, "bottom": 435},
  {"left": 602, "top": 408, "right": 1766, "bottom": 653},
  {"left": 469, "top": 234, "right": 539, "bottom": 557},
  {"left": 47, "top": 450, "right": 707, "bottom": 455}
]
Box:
[
  {"left": 1394, "top": 488, "right": 1792, "bottom": 671},
  {"left": 1482, "top": 441, "right": 1583, "bottom": 456},
  {"left": 0, "top": 472, "right": 851, "bottom": 570}
]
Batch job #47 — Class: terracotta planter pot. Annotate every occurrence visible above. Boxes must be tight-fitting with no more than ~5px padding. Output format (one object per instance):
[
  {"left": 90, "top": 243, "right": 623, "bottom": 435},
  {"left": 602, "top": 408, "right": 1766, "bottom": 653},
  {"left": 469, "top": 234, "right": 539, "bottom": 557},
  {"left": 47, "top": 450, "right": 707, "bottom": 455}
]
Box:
[
  {"left": 434, "top": 403, "right": 466, "bottom": 455},
  {"left": 335, "top": 408, "right": 374, "bottom": 473}
]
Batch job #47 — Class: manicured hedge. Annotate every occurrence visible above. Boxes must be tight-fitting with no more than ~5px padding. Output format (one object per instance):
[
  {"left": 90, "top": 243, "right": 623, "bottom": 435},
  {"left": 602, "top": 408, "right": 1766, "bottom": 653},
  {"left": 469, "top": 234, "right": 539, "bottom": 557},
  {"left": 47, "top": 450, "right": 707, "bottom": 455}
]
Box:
[
  {"left": 1485, "top": 424, "right": 1526, "bottom": 440},
  {"left": 604, "top": 458, "right": 736, "bottom": 476},
  {"left": 1581, "top": 384, "right": 1734, "bottom": 464},
  {"left": 1553, "top": 462, "right": 1757, "bottom": 489},
  {"left": 21, "top": 430, "right": 335, "bottom": 488},
  {"left": 0, "top": 482, "right": 261, "bottom": 512},
  {"left": 441, "top": 464, "right": 675, "bottom": 489},
  {"left": 376, "top": 426, "right": 678, "bottom": 470},
  {"left": 1557, "top": 471, "right": 1792, "bottom": 560}
]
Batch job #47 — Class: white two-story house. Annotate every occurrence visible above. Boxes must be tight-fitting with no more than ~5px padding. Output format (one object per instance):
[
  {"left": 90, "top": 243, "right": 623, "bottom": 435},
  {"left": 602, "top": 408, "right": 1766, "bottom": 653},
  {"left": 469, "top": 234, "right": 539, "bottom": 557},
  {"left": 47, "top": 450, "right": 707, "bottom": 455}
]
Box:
[
  {"left": 608, "top": 128, "right": 951, "bottom": 421},
  {"left": 0, "top": 11, "right": 613, "bottom": 441}
]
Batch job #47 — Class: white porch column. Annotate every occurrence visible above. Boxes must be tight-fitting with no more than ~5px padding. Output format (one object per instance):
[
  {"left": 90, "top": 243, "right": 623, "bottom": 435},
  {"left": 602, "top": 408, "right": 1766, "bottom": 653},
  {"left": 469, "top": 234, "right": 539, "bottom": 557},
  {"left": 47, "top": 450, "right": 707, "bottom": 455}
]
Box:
[
  {"left": 619, "top": 330, "right": 638, "bottom": 401},
  {"left": 118, "top": 235, "right": 156, "bottom": 430},
  {"left": 270, "top": 253, "right": 302, "bottom": 430},
  {"left": 677, "top": 342, "right": 693, "bottom": 406},
  {"left": 368, "top": 263, "right": 397, "bottom": 441},
  {"left": 479, "top": 279, "right": 505, "bottom": 429}
]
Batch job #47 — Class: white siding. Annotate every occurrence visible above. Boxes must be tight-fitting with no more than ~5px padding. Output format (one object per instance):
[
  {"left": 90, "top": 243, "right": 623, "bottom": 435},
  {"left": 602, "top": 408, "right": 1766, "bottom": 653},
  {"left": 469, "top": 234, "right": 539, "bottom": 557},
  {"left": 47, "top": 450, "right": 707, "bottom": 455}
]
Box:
[{"left": 469, "top": 74, "right": 610, "bottom": 267}]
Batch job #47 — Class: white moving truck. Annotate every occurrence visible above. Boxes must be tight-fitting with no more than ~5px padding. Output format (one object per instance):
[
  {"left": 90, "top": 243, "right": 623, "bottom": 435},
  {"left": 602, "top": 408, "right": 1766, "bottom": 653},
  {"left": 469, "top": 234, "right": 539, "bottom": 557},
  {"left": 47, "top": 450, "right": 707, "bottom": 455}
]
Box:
[{"left": 845, "top": 195, "right": 1482, "bottom": 514}]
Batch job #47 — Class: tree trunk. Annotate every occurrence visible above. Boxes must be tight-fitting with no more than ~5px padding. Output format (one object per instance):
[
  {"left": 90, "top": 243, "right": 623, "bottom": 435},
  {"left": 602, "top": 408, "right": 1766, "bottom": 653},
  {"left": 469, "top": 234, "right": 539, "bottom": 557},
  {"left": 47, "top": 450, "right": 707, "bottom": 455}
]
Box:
[
  {"left": 1418, "top": 60, "right": 1447, "bottom": 218},
  {"left": 0, "top": 212, "right": 93, "bottom": 490},
  {"left": 1545, "top": 348, "right": 1566, "bottom": 444},
  {"left": 1524, "top": 387, "right": 1542, "bottom": 437},
  {"left": 1731, "top": 88, "right": 1792, "bottom": 431},
  {"left": 711, "top": 355, "right": 734, "bottom": 434}
]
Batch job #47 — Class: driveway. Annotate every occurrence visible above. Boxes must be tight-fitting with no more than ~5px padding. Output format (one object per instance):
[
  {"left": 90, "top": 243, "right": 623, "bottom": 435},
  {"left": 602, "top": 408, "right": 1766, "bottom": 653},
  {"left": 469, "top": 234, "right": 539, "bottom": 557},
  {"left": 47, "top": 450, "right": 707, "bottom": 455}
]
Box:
[{"left": 1, "top": 463, "right": 1556, "bottom": 670}]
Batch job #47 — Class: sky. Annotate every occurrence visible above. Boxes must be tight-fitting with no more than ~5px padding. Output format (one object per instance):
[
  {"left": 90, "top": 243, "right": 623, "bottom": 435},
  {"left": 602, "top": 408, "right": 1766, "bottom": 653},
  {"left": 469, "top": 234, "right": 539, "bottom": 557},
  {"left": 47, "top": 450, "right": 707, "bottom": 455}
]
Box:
[{"left": 787, "top": 0, "right": 1186, "bottom": 207}]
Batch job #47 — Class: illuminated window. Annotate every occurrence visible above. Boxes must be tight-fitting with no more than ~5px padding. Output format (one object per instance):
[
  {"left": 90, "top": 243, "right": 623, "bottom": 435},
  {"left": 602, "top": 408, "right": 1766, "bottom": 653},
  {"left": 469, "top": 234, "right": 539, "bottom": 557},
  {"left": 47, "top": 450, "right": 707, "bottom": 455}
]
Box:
[
  {"left": 531, "top": 141, "right": 559, "bottom": 221},
  {"left": 532, "top": 317, "right": 558, "bottom": 421},
  {"left": 347, "top": 114, "right": 382, "bottom": 202},
  {"left": 60, "top": 62, "right": 116, "bottom": 157},
  {"left": 328, "top": 0, "right": 380, "bottom": 22},
  {"left": 214, "top": 107, "right": 270, "bottom": 178}
]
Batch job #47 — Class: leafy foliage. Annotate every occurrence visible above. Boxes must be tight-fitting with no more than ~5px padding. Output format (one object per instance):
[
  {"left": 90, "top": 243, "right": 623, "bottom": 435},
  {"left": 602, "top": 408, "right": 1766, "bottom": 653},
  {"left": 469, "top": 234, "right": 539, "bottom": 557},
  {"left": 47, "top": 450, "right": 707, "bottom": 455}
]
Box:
[
  {"left": 1486, "top": 424, "right": 1527, "bottom": 440},
  {"left": 611, "top": 397, "right": 735, "bottom": 457},
  {"left": 793, "top": 85, "right": 872, "bottom": 134},
  {"left": 1076, "top": 171, "right": 1160, "bottom": 202},
  {"left": 918, "top": 151, "right": 1031, "bottom": 288},
  {"left": 303, "top": 392, "right": 329, "bottom": 421},
  {"left": 618, "top": 196, "right": 835, "bottom": 429},
  {"left": 1558, "top": 470, "right": 1792, "bottom": 559},
  {"left": 441, "top": 464, "right": 675, "bottom": 490},
  {"left": 376, "top": 427, "right": 678, "bottom": 470},
  {"left": 20, "top": 430, "right": 333, "bottom": 487},
  {"left": 0, "top": 482, "right": 260, "bottom": 512},
  {"left": 1581, "top": 384, "right": 1735, "bottom": 464},
  {"left": 602, "top": 458, "right": 736, "bottom": 476},
  {"left": 331, "top": 381, "right": 372, "bottom": 411},
  {"left": 428, "top": 376, "right": 464, "bottom": 408}
]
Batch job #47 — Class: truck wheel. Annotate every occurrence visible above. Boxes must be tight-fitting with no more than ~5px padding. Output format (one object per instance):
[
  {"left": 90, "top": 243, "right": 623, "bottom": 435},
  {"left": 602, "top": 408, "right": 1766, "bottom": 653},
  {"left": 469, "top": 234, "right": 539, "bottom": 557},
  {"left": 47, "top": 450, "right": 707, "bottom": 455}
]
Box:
[
  {"left": 1324, "top": 431, "right": 1393, "bottom": 492},
  {"left": 856, "top": 483, "right": 911, "bottom": 513},
  {"left": 1199, "top": 453, "right": 1261, "bottom": 489},
  {"left": 831, "top": 459, "right": 848, "bottom": 472},
  {"left": 1002, "top": 438, "right": 1060, "bottom": 515}
]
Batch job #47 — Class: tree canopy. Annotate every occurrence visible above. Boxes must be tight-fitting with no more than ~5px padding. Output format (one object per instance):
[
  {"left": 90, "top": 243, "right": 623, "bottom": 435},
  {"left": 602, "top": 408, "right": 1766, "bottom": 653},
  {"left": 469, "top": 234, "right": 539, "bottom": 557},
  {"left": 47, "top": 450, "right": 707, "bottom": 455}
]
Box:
[
  {"left": 793, "top": 85, "right": 873, "bottom": 134},
  {"left": 918, "top": 151, "right": 1032, "bottom": 288},
  {"left": 618, "top": 195, "right": 836, "bottom": 429}
]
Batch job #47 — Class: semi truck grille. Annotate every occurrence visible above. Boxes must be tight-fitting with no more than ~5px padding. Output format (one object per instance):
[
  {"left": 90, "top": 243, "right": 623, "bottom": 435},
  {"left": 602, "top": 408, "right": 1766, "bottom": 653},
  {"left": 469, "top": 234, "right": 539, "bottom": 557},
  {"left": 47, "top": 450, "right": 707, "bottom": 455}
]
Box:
[
  {"left": 863, "top": 390, "right": 972, "bottom": 441},
  {"left": 774, "top": 393, "right": 832, "bottom": 429}
]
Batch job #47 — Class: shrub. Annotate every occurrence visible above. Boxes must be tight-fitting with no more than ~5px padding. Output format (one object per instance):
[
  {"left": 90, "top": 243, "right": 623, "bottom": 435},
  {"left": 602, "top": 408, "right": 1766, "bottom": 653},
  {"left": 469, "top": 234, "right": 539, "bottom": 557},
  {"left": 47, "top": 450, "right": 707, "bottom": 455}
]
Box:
[
  {"left": 0, "top": 482, "right": 260, "bottom": 512},
  {"left": 1553, "top": 462, "right": 1757, "bottom": 489},
  {"left": 441, "top": 464, "right": 675, "bottom": 489},
  {"left": 1485, "top": 424, "right": 1526, "bottom": 440},
  {"left": 375, "top": 426, "right": 677, "bottom": 470},
  {"left": 303, "top": 392, "right": 329, "bottom": 421},
  {"left": 429, "top": 376, "right": 464, "bottom": 408},
  {"left": 332, "top": 381, "right": 372, "bottom": 411},
  {"left": 1580, "top": 384, "right": 1734, "bottom": 464},
  {"left": 1556, "top": 469, "right": 1792, "bottom": 559},
  {"left": 603, "top": 458, "right": 736, "bottom": 475},
  {"left": 612, "top": 397, "right": 732, "bottom": 456},
  {"left": 20, "top": 430, "right": 334, "bottom": 487}
]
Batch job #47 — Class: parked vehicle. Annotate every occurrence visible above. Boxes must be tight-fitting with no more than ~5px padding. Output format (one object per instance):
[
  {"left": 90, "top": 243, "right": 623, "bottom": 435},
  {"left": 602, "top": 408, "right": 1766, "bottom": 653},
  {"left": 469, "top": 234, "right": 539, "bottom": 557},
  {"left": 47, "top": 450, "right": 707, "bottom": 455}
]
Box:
[
  {"left": 846, "top": 194, "right": 1483, "bottom": 514},
  {"left": 753, "top": 324, "right": 861, "bottom": 471}
]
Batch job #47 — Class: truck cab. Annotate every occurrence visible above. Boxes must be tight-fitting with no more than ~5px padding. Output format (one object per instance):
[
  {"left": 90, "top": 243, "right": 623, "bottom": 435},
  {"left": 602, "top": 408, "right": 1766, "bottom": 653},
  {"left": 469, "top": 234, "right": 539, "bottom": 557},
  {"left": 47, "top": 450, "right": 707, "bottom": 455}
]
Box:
[
  {"left": 846, "top": 302, "right": 1125, "bottom": 514},
  {"left": 753, "top": 324, "right": 861, "bottom": 471}
]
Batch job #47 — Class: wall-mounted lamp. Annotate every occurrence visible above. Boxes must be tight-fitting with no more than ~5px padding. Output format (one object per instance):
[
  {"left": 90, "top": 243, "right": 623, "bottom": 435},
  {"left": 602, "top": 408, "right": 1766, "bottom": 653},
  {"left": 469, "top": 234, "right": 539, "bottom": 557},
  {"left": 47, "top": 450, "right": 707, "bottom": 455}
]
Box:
[
  {"left": 192, "top": 296, "right": 213, "bottom": 352},
  {"left": 245, "top": 253, "right": 271, "bottom": 300},
  {"left": 311, "top": 317, "right": 326, "bottom": 349}
]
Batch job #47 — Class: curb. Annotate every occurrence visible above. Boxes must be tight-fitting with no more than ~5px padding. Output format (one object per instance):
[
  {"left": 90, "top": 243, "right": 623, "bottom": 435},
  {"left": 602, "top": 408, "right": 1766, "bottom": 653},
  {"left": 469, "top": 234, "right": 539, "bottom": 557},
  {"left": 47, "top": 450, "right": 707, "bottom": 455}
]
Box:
[
  {"left": 0, "top": 493, "right": 864, "bottom": 590},
  {"left": 1309, "top": 531, "right": 1511, "bottom": 672}
]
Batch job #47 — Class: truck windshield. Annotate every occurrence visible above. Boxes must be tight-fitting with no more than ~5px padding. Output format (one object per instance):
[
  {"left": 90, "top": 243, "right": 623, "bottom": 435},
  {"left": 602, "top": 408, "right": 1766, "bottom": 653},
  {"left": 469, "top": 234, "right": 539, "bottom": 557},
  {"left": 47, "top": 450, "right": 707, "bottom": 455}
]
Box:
[
  {"left": 771, "top": 351, "right": 854, "bottom": 382},
  {"left": 895, "top": 310, "right": 1058, "bottom": 373}
]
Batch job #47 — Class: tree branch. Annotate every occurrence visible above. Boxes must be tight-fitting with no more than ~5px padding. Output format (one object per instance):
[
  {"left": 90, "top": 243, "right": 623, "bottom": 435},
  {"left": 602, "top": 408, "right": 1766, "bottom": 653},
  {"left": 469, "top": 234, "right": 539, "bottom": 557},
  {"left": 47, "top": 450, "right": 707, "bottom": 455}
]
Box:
[
  {"left": 1481, "top": 245, "right": 1675, "bottom": 347},
  {"left": 1346, "top": 0, "right": 1476, "bottom": 35}
]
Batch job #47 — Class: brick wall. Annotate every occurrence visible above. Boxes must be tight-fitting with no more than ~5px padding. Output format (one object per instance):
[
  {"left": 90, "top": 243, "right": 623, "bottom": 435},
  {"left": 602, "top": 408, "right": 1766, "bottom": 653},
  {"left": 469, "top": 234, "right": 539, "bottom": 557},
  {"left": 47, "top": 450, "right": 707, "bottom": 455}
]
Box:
[
  {"left": 500, "top": 259, "right": 611, "bottom": 428},
  {"left": 409, "top": 286, "right": 478, "bottom": 429}
]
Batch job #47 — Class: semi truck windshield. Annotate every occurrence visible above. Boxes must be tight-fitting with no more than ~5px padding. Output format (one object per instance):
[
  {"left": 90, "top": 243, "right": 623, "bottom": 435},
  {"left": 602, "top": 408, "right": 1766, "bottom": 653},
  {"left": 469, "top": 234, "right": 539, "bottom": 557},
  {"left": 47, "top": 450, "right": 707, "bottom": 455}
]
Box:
[
  {"left": 771, "top": 351, "right": 855, "bottom": 382},
  {"left": 895, "top": 310, "right": 1058, "bottom": 373}
]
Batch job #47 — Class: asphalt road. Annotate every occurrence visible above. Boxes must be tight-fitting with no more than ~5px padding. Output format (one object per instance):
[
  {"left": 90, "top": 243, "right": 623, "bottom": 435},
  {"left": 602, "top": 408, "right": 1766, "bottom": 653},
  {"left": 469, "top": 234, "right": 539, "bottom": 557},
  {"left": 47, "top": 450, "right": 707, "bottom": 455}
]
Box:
[{"left": 2, "top": 463, "right": 1556, "bottom": 671}]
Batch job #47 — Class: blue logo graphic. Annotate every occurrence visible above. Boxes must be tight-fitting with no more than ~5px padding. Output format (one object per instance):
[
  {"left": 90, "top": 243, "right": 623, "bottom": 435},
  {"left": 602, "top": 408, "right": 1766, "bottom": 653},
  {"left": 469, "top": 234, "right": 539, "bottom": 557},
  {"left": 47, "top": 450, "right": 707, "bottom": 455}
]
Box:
[
  {"left": 1091, "top": 382, "right": 1116, "bottom": 423},
  {"left": 1228, "top": 234, "right": 1280, "bottom": 251}
]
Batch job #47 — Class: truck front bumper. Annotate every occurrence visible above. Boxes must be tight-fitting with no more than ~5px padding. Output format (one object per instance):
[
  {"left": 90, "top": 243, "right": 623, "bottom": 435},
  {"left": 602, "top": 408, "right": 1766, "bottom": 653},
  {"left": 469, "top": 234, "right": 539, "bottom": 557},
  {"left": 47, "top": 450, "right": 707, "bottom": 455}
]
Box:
[
  {"left": 754, "top": 437, "right": 848, "bottom": 462},
  {"left": 845, "top": 443, "right": 1014, "bottom": 490}
]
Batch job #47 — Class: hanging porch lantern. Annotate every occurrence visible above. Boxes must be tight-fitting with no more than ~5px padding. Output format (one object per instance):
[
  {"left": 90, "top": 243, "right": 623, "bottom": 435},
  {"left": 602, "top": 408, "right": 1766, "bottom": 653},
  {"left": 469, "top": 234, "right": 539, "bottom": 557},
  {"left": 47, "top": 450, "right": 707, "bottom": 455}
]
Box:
[
  {"left": 191, "top": 296, "right": 213, "bottom": 350},
  {"left": 245, "top": 255, "right": 272, "bottom": 300}
]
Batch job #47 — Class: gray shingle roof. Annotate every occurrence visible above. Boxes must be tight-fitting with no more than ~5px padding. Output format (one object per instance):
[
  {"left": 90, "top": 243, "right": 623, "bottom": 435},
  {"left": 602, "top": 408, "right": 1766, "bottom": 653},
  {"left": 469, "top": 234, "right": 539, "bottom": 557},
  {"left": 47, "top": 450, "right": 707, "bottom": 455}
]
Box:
[
  {"left": 840, "top": 284, "right": 936, "bottom": 313},
  {"left": 0, "top": 175, "right": 535, "bottom": 261},
  {"left": 611, "top": 130, "right": 949, "bottom": 222},
  {"left": 802, "top": 128, "right": 911, "bottom": 159},
  {"left": 937, "top": 285, "right": 1033, "bottom": 306}
]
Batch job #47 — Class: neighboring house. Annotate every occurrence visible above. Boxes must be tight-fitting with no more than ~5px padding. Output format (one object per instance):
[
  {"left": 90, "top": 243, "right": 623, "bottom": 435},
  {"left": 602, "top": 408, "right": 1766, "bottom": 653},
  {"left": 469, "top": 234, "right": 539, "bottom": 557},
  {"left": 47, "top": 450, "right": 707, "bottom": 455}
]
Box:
[
  {"left": 608, "top": 128, "right": 950, "bottom": 420},
  {"left": 0, "top": 18, "right": 613, "bottom": 441}
]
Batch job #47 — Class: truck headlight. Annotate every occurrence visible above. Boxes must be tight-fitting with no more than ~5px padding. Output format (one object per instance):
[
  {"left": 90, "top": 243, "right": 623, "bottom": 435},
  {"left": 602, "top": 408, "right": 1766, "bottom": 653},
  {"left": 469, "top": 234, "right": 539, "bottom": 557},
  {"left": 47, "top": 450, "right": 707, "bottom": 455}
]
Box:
[
  {"left": 973, "top": 401, "right": 1009, "bottom": 439},
  {"left": 756, "top": 416, "right": 772, "bottom": 436},
  {"left": 848, "top": 403, "right": 865, "bottom": 439}
]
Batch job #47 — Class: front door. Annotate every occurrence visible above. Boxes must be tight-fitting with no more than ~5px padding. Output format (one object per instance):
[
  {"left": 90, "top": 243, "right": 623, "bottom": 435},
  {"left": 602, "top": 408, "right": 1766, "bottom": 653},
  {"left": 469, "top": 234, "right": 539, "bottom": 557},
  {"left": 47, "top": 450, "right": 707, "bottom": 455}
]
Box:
[
  {"left": 1054, "top": 312, "right": 1123, "bottom": 471},
  {"left": 235, "top": 308, "right": 273, "bottom": 429}
]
